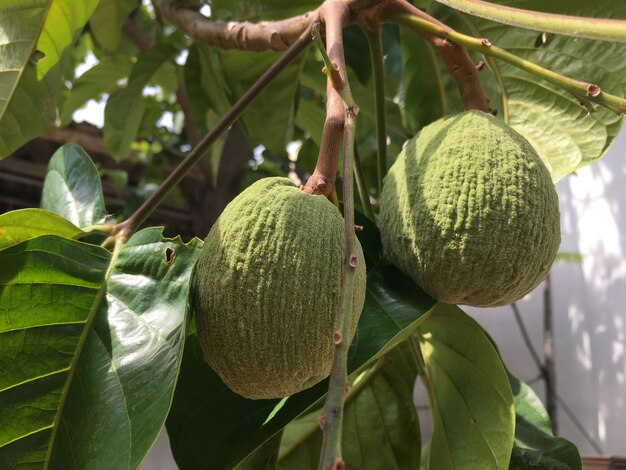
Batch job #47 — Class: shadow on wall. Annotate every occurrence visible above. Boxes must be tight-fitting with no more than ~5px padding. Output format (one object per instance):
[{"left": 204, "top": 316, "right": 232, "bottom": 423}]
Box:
[{"left": 552, "top": 126, "right": 626, "bottom": 455}]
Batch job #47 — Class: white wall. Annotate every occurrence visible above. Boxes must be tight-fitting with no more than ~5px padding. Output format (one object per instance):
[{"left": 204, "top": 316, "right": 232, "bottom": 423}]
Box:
[{"left": 465, "top": 127, "right": 626, "bottom": 456}]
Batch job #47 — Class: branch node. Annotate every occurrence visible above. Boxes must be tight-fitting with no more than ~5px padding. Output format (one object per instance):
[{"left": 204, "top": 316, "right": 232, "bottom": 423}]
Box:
[
  {"left": 355, "top": 225, "right": 364, "bottom": 232},
  {"left": 332, "top": 459, "right": 346, "bottom": 470},
  {"left": 476, "top": 59, "right": 486, "bottom": 71},
  {"left": 481, "top": 38, "right": 492, "bottom": 47},
  {"left": 349, "top": 255, "right": 358, "bottom": 268},
  {"left": 586, "top": 84, "right": 602, "bottom": 97},
  {"left": 317, "top": 415, "right": 326, "bottom": 430},
  {"left": 333, "top": 332, "right": 343, "bottom": 345}
]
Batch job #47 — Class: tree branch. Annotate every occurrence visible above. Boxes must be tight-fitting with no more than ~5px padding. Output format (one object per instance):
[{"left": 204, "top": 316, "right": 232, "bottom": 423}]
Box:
[
  {"left": 435, "top": 0, "right": 626, "bottom": 42},
  {"left": 156, "top": 1, "right": 321, "bottom": 51}
]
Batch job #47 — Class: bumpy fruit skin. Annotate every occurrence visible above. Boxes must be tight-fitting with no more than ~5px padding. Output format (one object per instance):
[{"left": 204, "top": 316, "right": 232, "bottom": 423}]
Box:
[
  {"left": 379, "top": 111, "right": 560, "bottom": 307},
  {"left": 193, "top": 177, "right": 366, "bottom": 399}
]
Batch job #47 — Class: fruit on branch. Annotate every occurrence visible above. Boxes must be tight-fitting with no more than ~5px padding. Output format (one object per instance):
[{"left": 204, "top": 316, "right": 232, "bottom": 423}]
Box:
[
  {"left": 379, "top": 111, "right": 560, "bottom": 307},
  {"left": 192, "top": 177, "right": 367, "bottom": 399}
]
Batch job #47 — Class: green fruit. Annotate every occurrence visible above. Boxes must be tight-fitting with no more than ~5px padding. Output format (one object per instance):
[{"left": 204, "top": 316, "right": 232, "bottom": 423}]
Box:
[
  {"left": 379, "top": 111, "right": 560, "bottom": 307},
  {"left": 193, "top": 177, "right": 367, "bottom": 399}
]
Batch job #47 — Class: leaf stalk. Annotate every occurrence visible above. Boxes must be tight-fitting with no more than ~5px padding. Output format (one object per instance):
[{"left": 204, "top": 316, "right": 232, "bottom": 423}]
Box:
[
  {"left": 386, "top": 11, "right": 626, "bottom": 115},
  {"left": 435, "top": 0, "right": 626, "bottom": 42}
]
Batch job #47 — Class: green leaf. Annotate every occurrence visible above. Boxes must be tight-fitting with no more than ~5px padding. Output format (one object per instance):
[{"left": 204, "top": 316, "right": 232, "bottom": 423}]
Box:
[
  {"left": 278, "top": 342, "right": 421, "bottom": 469},
  {"left": 195, "top": 45, "right": 235, "bottom": 117},
  {"left": 0, "top": 208, "right": 83, "bottom": 250},
  {"left": 300, "top": 58, "right": 406, "bottom": 139},
  {"left": 48, "top": 228, "right": 203, "bottom": 469},
  {"left": 400, "top": 27, "right": 456, "bottom": 135},
  {"left": 434, "top": 1, "right": 626, "bottom": 181},
  {"left": 218, "top": 47, "right": 307, "bottom": 154},
  {"left": 418, "top": 304, "right": 515, "bottom": 470},
  {"left": 88, "top": 0, "right": 136, "bottom": 51},
  {"left": 235, "top": 431, "right": 283, "bottom": 470},
  {"left": 0, "top": 235, "right": 110, "bottom": 469},
  {"left": 103, "top": 42, "right": 178, "bottom": 159},
  {"left": 0, "top": 0, "right": 100, "bottom": 158},
  {"left": 41, "top": 143, "right": 108, "bottom": 227},
  {"left": 509, "top": 374, "right": 582, "bottom": 470},
  {"left": 60, "top": 54, "right": 134, "bottom": 125},
  {"left": 166, "top": 218, "right": 434, "bottom": 470}
]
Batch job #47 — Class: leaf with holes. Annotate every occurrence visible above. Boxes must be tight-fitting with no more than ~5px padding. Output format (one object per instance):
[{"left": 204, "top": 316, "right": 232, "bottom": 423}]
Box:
[
  {"left": 47, "top": 228, "right": 202, "bottom": 468},
  {"left": 0, "top": 0, "right": 100, "bottom": 158}
]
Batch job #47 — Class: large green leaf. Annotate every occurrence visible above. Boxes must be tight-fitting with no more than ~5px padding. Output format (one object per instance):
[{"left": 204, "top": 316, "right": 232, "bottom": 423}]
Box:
[
  {"left": 166, "top": 218, "right": 435, "bottom": 470},
  {"left": 418, "top": 304, "right": 515, "bottom": 470},
  {"left": 41, "top": 143, "right": 108, "bottom": 227},
  {"left": 0, "top": 235, "right": 110, "bottom": 469},
  {"left": 48, "top": 228, "right": 202, "bottom": 469},
  {"left": 217, "top": 47, "right": 307, "bottom": 154},
  {"left": 423, "top": 1, "right": 626, "bottom": 181},
  {"left": 0, "top": 208, "right": 83, "bottom": 250},
  {"left": 103, "top": 42, "right": 178, "bottom": 159},
  {"left": 60, "top": 54, "right": 134, "bottom": 125},
  {"left": 88, "top": 0, "right": 136, "bottom": 52},
  {"left": 400, "top": 27, "right": 460, "bottom": 135},
  {"left": 277, "top": 342, "right": 421, "bottom": 469},
  {"left": 0, "top": 0, "right": 100, "bottom": 158},
  {"left": 509, "top": 374, "right": 582, "bottom": 470}
]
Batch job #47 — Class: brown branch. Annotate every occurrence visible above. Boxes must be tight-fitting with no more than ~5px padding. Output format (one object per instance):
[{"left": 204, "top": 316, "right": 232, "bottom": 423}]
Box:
[
  {"left": 157, "top": 2, "right": 321, "bottom": 51},
  {"left": 302, "top": 82, "right": 344, "bottom": 196}
]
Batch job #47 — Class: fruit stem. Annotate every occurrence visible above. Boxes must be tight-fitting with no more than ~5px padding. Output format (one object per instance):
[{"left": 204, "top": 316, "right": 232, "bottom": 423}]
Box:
[
  {"left": 434, "top": 0, "right": 626, "bottom": 42},
  {"left": 316, "top": 3, "right": 360, "bottom": 470},
  {"left": 364, "top": 27, "right": 387, "bottom": 198},
  {"left": 114, "top": 25, "right": 315, "bottom": 238},
  {"left": 386, "top": 11, "right": 626, "bottom": 115}
]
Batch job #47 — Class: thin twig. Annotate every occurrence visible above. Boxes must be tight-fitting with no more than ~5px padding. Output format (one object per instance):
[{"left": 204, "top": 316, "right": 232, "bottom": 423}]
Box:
[
  {"left": 386, "top": 11, "right": 626, "bottom": 115},
  {"left": 434, "top": 0, "right": 626, "bottom": 42},
  {"left": 115, "top": 26, "right": 315, "bottom": 239}
]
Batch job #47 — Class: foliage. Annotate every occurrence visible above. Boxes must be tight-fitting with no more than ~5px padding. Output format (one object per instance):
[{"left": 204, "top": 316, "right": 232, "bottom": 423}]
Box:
[{"left": 1, "top": 0, "right": 623, "bottom": 468}]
